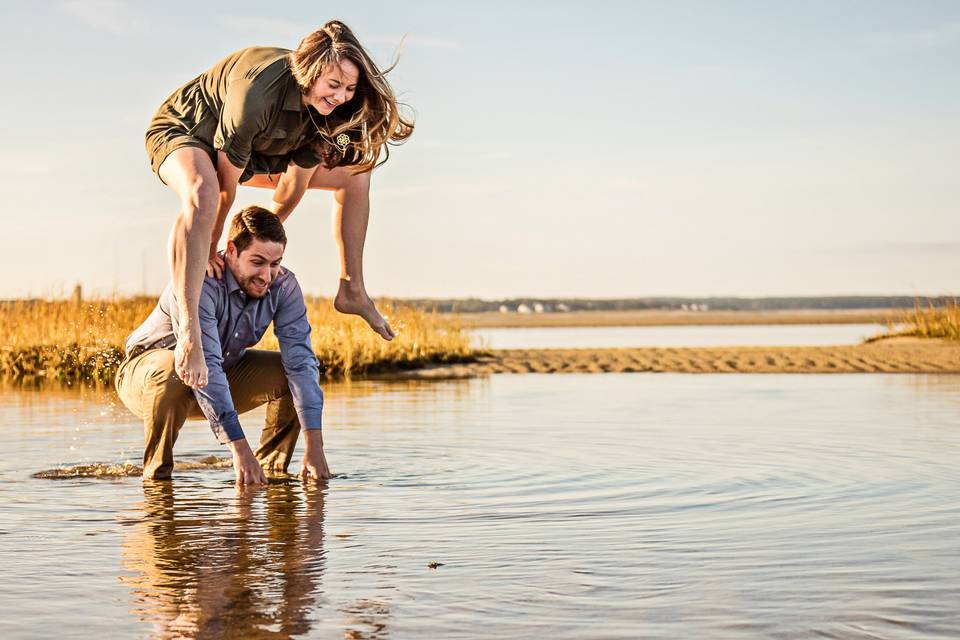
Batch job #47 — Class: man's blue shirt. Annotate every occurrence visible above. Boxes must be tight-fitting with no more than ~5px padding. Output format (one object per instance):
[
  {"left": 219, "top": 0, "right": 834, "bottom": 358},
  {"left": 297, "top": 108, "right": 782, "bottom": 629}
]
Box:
[{"left": 124, "top": 262, "right": 323, "bottom": 443}]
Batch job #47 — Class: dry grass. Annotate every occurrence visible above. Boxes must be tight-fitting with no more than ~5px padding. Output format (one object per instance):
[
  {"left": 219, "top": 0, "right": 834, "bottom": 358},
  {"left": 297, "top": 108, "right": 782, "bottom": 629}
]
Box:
[
  {"left": 895, "top": 300, "right": 960, "bottom": 341},
  {"left": 0, "top": 296, "right": 475, "bottom": 384}
]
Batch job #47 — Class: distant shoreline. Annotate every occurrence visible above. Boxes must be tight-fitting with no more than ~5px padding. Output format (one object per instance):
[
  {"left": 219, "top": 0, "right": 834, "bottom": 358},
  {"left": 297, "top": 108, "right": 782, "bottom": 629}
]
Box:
[{"left": 453, "top": 309, "right": 899, "bottom": 328}]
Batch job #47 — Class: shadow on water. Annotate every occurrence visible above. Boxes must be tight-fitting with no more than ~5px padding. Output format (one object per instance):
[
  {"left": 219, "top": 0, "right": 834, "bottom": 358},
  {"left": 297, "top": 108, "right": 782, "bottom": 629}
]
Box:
[{"left": 118, "top": 480, "right": 389, "bottom": 640}]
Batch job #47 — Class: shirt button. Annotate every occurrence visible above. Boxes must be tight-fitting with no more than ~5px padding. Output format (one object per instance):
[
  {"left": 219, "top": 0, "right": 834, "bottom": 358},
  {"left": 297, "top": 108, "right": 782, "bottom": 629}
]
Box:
[
  {"left": 226, "top": 351, "right": 231, "bottom": 356},
  {"left": 234, "top": 332, "right": 239, "bottom": 337}
]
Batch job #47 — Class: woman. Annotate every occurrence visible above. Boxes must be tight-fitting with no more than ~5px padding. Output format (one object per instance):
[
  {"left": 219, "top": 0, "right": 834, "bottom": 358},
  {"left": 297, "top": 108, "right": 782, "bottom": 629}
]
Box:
[{"left": 145, "top": 20, "right": 413, "bottom": 388}]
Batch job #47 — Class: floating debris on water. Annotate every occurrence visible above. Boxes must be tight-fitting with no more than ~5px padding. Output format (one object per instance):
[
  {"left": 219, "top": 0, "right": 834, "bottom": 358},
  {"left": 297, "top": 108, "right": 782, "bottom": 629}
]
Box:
[{"left": 427, "top": 561, "right": 444, "bottom": 569}]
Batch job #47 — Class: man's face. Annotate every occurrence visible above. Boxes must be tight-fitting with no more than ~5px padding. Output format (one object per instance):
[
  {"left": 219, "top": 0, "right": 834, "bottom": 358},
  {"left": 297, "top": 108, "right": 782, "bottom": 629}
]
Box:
[{"left": 225, "top": 238, "right": 285, "bottom": 298}]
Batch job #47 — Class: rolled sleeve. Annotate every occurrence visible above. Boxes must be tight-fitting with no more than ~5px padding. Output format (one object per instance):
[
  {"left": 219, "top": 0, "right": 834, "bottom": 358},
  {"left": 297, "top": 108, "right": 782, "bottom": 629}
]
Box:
[
  {"left": 192, "top": 285, "right": 245, "bottom": 443},
  {"left": 273, "top": 275, "right": 324, "bottom": 430},
  {"left": 213, "top": 79, "right": 272, "bottom": 171}
]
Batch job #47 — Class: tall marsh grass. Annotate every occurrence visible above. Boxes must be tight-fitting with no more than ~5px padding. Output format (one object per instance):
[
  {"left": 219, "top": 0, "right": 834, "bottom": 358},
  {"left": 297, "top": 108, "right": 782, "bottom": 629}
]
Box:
[
  {"left": 0, "top": 297, "right": 474, "bottom": 384},
  {"left": 897, "top": 300, "right": 960, "bottom": 341}
]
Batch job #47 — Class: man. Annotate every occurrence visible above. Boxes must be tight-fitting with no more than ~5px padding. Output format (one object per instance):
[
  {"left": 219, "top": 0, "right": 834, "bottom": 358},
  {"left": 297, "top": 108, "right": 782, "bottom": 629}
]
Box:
[{"left": 116, "top": 205, "right": 330, "bottom": 485}]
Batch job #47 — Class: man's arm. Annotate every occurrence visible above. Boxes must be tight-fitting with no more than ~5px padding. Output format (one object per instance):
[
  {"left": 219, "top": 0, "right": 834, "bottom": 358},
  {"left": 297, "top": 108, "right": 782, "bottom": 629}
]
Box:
[
  {"left": 272, "top": 273, "right": 329, "bottom": 480},
  {"left": 193, "top": 284, "right": 267, "bottom": 485}
]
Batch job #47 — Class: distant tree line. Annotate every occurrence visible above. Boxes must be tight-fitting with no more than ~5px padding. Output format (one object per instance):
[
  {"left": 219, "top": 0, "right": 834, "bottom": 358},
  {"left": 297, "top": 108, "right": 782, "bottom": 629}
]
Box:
[{"left": 391, "top": 296, "right": 958, "bottom": 314}]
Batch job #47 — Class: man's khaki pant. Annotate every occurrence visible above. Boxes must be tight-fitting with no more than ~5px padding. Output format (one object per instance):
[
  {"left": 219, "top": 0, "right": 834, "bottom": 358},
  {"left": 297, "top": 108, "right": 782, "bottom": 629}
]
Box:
[{"left": 115, "top": 349, "right": 301, "bottom": 480}]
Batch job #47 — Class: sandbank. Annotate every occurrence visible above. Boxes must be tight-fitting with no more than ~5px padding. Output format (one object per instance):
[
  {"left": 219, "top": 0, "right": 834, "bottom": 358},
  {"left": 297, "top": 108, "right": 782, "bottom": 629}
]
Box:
[{"left": 389, "top": 338, "right": 960, "bottom": 378}]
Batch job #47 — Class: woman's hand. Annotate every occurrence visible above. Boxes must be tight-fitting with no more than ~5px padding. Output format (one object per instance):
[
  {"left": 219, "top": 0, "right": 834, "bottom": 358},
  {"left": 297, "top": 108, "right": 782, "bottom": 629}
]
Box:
[{"left": 206, "top": 253, "right": 224, "bottom": 278}]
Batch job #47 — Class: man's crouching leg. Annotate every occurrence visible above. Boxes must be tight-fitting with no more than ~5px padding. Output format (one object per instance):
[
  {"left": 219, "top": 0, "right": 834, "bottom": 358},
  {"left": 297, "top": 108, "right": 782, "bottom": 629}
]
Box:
[
  {"left": 115, "top": 349, "right": 194, "bottom": 481},
  {"left": 228, "top": 350, "right": 301, "bottom": 475}
]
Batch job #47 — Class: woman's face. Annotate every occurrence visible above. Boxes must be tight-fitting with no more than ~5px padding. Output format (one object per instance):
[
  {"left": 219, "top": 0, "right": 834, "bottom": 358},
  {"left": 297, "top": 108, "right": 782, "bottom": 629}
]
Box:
[{"left": 303, "top": 58, "right": 360, "bottom": 115}]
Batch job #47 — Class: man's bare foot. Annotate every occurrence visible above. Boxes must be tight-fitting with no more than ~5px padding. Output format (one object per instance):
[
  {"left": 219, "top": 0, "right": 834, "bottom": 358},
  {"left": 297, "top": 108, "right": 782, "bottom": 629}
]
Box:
[
  {"left": 175, "top": 333, "right": 208, "bottom": 388},
  {"left": 334, "top": 280, "right": 396, "bottom": 341}
]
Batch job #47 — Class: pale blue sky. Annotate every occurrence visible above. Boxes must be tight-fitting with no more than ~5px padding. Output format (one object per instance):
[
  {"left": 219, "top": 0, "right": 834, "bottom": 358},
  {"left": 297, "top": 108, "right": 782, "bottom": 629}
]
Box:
[{"left": 2, "top": 1, "right": 958, "bottom": 298}]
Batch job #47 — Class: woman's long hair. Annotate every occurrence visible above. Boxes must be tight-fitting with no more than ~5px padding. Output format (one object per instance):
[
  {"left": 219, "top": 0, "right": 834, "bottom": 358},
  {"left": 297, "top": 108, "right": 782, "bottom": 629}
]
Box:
[{"left": 288, "top": 20, "right": 414, "bottom": 173}]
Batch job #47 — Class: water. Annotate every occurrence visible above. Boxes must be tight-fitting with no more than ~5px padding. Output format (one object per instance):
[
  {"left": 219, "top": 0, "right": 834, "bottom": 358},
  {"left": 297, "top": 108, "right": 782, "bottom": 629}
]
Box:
[
  {"left": 1, "top": 374, "right": 959, "bottom": 639},
  {"left": 472, "top": 323, "right": 888, "bottom": 349}
]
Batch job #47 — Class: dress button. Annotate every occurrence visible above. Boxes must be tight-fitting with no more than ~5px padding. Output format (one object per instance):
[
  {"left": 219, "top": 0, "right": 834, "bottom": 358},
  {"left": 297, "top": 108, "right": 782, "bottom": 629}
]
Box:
[{"left": 234, "top": 332, "right": 239, "bottom": 338}]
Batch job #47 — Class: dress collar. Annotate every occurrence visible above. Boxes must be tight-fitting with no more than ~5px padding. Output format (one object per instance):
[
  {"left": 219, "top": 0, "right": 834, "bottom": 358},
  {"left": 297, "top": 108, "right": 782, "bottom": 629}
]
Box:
[{"left": 282, "top": 61, "right": 306, "bottom": 112}]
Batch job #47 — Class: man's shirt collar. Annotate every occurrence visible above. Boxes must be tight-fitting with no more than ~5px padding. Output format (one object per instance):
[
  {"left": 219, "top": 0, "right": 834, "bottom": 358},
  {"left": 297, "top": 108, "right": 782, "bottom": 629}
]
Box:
[{"left": 223, "top": 261, "right": 245, "bottom": 299}]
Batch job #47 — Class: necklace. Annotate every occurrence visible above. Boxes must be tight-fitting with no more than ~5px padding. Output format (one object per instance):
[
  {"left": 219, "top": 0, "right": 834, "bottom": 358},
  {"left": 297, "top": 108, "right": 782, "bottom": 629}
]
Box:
[{"left": 307, "top": 107, "right": 350, "bottom": 155}]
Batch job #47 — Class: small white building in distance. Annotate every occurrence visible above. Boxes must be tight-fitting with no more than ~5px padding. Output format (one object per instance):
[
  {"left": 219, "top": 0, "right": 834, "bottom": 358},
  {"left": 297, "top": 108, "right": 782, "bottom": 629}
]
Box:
[
  {"left": 557, "top": 303, "right": 570, "bottom": 312},
  {"left": 517, "top": 304, "right": 532, "bottom": 314},
  {"left": 533, "top": 303, "right": 545, "bottom": 313},
  {"left": 499, "top": 305, "right": 509, "bottom": 313}
]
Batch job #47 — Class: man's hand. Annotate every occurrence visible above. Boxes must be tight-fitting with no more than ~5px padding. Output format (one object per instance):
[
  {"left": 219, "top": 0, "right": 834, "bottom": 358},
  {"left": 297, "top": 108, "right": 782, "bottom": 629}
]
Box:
[
  {"left": 301, "top": 429, "right": 332, "bottom": 483},
  {"left": 228, "top": 438, "right": 268, "bottom": 486}
]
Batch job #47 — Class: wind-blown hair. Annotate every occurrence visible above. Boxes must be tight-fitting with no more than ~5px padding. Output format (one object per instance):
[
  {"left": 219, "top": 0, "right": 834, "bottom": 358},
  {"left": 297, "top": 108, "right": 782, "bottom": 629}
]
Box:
[{"left": 288, "top": 20, "right": 414, "bottom": 173}]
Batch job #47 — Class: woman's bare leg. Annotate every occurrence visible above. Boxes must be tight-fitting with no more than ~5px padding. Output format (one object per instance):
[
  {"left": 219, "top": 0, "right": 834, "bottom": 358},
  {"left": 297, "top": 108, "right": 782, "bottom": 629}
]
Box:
[
  {"left": 327, "top": 170, "right": 396, "bottom": 341},
  {"left": 245, "top": 166, "right": 395, "bottom": 340},
  {"left": 157, "top": 147, "right": 218, "bottom": 388}
]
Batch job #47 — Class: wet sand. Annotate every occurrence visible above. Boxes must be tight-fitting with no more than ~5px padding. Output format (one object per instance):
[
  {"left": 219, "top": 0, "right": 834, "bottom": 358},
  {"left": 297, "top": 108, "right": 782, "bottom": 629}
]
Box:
[
  {"left": 391, "top": 338, "right": 960, "bottom": 378},
  {"left": 456, "top": 309, "right": 901, "bottom": 328}
]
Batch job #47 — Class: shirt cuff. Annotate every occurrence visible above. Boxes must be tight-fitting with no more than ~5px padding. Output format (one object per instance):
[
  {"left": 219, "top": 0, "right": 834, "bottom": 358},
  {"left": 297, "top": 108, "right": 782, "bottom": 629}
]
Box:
[
  {"left": 297, "top": 408, "right": 323, "bottom": 431},
  {"left": 211, "top": 411, "right": 245, "bottom": 444}
]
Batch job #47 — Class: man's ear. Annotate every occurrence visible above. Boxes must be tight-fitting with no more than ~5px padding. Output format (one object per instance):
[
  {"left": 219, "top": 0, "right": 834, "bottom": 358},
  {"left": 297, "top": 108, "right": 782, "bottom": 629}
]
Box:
[{"left": 225, "top": 240, "right": 237, "bottom": 259}]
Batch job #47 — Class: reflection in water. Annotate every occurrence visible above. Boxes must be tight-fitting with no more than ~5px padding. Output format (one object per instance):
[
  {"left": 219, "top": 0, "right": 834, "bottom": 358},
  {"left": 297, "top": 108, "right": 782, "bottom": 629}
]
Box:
[
  {"left": 2, "top": 374, "right": 959, "bottom": 638},
  {"left": 121, "top": 482, "right": 364, "bottom": 639}
]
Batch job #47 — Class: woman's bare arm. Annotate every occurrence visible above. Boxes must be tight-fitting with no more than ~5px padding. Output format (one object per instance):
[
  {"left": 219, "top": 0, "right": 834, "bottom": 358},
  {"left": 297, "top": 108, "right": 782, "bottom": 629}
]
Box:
[{"left": 270, "top": 162, "right": 317, "bottom": 222}]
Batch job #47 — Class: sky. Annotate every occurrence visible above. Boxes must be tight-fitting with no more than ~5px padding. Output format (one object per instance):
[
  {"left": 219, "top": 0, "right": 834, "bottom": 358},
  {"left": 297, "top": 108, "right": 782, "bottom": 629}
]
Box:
[{"left": 1, "top": 0, "right": 958, "bottom": 299}]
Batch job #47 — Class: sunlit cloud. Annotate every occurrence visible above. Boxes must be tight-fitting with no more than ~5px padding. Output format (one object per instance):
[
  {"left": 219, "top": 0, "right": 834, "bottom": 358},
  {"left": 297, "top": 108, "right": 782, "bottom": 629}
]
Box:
[{"left": 60, "top": 0, "right": 145, "bottom": 35}]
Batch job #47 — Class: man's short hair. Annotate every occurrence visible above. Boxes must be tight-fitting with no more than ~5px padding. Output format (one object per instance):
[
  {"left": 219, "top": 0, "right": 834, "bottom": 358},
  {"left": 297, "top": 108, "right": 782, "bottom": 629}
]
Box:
[{"left": 229, "top": 206, "right": 287, "bottom": 254}]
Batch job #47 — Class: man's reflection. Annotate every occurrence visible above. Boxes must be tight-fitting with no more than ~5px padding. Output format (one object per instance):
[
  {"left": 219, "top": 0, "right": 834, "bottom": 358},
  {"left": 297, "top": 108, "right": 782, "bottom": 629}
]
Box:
[{"left": 122, "top": 481, "right": 326, "bottom": 639}]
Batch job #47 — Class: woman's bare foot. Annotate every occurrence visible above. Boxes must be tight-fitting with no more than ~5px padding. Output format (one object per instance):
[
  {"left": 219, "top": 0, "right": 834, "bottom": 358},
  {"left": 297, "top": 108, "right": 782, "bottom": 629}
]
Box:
[
  {"left": 334, "top": 279, "right": 396, "bottom": 341},
  {"left": 175, "top": 332, "right": 208, "bottom": 388}
]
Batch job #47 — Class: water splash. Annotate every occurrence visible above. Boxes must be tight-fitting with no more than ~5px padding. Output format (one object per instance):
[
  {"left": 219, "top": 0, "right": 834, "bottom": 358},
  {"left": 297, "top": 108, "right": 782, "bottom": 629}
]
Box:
[{"left": 32, "top": 455, "right": 232, "bottom": 479}]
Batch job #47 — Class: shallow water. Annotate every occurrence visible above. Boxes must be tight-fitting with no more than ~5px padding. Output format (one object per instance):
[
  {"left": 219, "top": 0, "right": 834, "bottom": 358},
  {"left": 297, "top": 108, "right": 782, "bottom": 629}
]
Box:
[
  {"left": 472, "top": 323, "right": 888, "bottom": 349},
  {"left": 1, "top": 374, "right": 959, "bottom": 639}
]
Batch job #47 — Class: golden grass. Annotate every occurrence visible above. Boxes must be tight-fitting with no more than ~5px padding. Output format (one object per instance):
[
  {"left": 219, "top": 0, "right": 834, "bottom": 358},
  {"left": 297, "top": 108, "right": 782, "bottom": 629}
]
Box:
[
  {"left": 0, "top": 296, "right": 475, "bottom": 384},
  {"left": 895, "top": 300, "right": 960, "bottom": 341}
]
